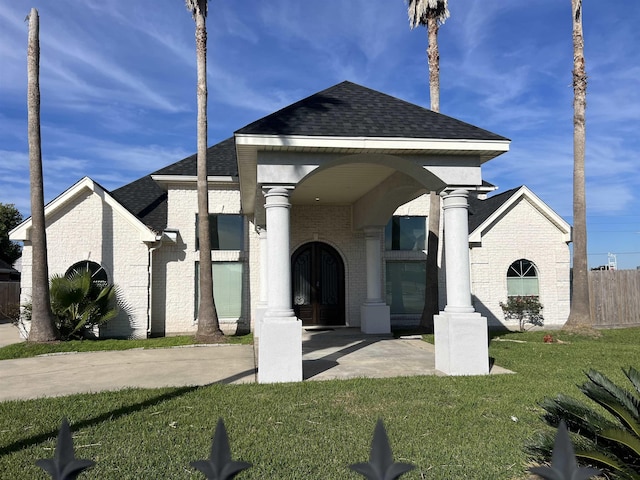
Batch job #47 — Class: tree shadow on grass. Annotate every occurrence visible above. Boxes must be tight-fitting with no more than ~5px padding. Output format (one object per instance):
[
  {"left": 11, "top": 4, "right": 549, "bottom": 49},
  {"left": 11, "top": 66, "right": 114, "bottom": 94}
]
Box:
[{"left": 0, "top": 385, "right": 201, "bottom": 457}]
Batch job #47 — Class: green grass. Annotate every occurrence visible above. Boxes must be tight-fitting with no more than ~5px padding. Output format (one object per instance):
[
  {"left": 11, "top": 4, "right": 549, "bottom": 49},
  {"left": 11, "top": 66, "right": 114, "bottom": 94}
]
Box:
[
  {"left": 0, "top": 333, "right": 253, "bottom": 360},
  {"left": 0, "top": 328, "right": 638, "bottom": 479}
]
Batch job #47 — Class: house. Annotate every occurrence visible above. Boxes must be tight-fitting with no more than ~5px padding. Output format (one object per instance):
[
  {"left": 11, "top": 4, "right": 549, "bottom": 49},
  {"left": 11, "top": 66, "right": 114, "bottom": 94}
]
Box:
[{"left": 10, "top": 81, "right": 570, "bottom": 381}]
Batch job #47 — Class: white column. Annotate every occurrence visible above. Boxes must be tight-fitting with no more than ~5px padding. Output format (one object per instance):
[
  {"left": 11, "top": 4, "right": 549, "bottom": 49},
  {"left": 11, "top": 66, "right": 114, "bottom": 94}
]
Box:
[
  {"left": 434, "top": 188, "right": 489, "bottom": 375},
  {"left": 253, "top": 226, "right": 268, "bottom": 338},
  {"left": 442, "top": 189, "right": 474, "bottom": 314},
  {"left": 258, "top": 187, "right": 302, "bottom": 383},
  {"left": 360, "top": 227, "right": 390, "bottom": 334},
  {"left": 365, "top": 227, "right": 384, "bottom": 303}
]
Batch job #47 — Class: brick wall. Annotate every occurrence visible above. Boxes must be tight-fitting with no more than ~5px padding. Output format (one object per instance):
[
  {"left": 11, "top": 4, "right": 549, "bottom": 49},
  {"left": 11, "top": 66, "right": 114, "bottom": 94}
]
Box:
[
  {"left": 158, "top": 183, "right": 248, "bottom": 335},
  {"left": 469, "top": 197, "right": 570, "bottom": 328},
  {"left": 20, "top": 189, "right": 151, "bottom": 338}
]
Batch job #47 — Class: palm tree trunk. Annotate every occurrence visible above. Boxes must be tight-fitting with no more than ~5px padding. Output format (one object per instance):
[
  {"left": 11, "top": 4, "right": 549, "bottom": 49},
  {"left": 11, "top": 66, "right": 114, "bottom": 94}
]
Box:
[
  {"left": 192, "top": 0, "right": 222, "bottom": 341},
  {"left": 27, "top": 8, "right": 58, "bottom": 342},
  {"left": 420, "top": 15, "right": 441, "bottom": 331},
  {"left": 565, "top": 0, "right": 591, "bottom": 328}
]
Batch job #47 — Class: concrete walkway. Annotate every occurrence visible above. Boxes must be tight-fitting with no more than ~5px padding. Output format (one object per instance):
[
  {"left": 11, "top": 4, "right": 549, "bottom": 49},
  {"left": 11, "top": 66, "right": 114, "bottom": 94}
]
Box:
[{"left": 0, "top": 325, "right": 509, "bottom": 402}]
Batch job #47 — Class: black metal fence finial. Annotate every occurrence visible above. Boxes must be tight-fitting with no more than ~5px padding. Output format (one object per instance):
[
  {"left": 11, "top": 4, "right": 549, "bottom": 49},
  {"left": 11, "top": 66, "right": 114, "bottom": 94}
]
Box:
[
  {"left": 35, "top": 418, "right": 95, "bottom": 480},
  {"left": 529, "top": 420, "right": 601, "bottom": 480},
  {"left": 190, "top": 418, "right": 252, "bottom": 479},
  {"left": 349, "top": 419, "right": 415, "bottom": 480}
]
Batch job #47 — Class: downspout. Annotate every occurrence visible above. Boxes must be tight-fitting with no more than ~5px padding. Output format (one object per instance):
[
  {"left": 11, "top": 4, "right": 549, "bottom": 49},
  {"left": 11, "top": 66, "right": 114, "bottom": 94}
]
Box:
[{"left": 147, "top": 237, "right": 163, "bottom": 337}]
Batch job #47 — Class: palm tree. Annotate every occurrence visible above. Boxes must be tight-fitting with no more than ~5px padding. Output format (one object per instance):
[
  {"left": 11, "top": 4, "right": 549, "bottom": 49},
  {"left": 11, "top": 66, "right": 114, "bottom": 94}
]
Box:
[
  {"left": 26, "top": 8, "right": 58, "bottom": 342},
  {"left": 406, "top": 0, "right": 449, "bottom": 332},
  {"left": 185, "top": 0, "right": 223, "bottom": 341},
  {"left": 565, "top": 0, "right": 591, "bottom": 328}
]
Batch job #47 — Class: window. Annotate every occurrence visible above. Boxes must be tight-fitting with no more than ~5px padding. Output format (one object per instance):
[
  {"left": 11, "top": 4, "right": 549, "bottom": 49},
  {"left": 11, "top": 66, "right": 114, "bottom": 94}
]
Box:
[
  {"left": 385, "top": 261, "right": 425, "bottom": 315},
  {"left": 195, "top": 214, "right": 244, "bottom": 251},
  {"left": 507, "top": 259, "right": 539, "bottom": 297},
  {"left": 65, "top": 261, "right": 108, "bottom": 285},
  {"left": 195, "top": 262, "right": 243, "bottom": 319},
  {"left": 384, "top": 216, "right": 426, "bottom": 251}
]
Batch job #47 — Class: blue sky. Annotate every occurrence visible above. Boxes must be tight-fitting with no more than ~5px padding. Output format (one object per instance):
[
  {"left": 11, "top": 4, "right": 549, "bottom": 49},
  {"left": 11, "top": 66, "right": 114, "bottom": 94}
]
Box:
[{"left": 1, "top": 1, "right": 640, "bottom": 268}]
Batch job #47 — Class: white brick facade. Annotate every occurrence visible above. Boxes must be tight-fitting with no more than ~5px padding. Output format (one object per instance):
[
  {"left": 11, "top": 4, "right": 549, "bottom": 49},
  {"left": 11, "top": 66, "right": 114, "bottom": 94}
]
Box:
[
  {"left": 19, "top": 186, "right": 151, "bottom": 338},
  {"left": 16, "top": 179, "right": 569, "bottom": 338},
  {"left": 470, "top": 197, "right": 570, "bottom": 328}
]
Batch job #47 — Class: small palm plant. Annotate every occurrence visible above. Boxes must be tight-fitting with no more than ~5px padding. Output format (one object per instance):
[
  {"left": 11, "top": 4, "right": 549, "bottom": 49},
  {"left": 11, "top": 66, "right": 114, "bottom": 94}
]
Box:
[
  {"left": 529, "top": 368, "right": 640, "bottom": 479},
  {"left": 50, "top": 270, "right": 119, "bottom": 340}
]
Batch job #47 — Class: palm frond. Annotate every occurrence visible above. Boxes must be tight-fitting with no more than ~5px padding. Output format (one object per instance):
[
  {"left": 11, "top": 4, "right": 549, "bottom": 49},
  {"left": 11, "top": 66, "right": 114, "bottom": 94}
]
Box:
[
  {"left": 406, "top": 0, "right": 449, "bottom": 29},
  {"left": 185, "top": 0, "right": 208, "bottom": 19}
]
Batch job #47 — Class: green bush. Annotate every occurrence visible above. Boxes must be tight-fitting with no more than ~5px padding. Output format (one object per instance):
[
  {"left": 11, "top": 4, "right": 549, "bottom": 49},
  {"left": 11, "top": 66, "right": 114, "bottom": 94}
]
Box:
[
  {"left": 529, "top": 368, "right": 640, "bottom": 479},
  {"left": 49, "top": 270, "right": 119, "bottom": 340},
  {"left": 500, "top": 295, "right": 544, "bottom": 331}
]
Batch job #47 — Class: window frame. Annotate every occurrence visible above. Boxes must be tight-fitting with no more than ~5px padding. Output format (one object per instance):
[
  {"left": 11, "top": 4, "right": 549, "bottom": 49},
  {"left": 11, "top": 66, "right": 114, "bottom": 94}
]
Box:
[
  {"left": 384, "top": 215, "right": 427, "bottom": 251},
  {"left": 385, "top": 260, "right": 426, "bottom": 315},
  {"left": 195, "top": 213, "right": 245, "bottom": 251},
  {"left": 506, "top": 259, "right": 540, "bottom": 297},
  {"left": 194, "top": 261, "right": 244, "bottom": 320}
]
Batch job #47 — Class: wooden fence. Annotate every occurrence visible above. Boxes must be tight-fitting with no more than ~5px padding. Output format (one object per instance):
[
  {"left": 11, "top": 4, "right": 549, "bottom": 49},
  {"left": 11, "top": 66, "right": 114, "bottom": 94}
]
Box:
[
  {"left": 589, "top": 269, "right": 640, "bottom": 327},
  {"left": 0, "top": 281, "right": 20, "bottom": 320}
]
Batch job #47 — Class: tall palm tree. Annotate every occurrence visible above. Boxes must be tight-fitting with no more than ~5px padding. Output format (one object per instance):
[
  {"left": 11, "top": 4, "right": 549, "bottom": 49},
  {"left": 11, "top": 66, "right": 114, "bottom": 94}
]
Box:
[
  {"left": 406, "top": 0, "right": 449, "bottom": 332},
  {"left": 185, "top": 0, "right": 222, "bottom": 341},
  {"left": 26, "top": 8, "right": 58, "bottom": 342},
  {"left": 565, "top": 0, "right": 591, "bottom": 328}
]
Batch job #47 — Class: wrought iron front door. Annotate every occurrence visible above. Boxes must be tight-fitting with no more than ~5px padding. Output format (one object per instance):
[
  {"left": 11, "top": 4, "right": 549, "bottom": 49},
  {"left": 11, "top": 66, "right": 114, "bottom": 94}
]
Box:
[{"left": 292, "top": 242, "right": 345, "bottom": 326}]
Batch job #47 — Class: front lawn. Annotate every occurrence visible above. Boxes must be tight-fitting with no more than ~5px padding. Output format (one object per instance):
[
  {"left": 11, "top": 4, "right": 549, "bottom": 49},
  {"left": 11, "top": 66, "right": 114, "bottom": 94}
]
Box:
[
  {"left": 0, "top": 333, "right": 253, "bottom": 360},
  {"left": 0, "top": 328, "right": 637, "bottom": 479}
]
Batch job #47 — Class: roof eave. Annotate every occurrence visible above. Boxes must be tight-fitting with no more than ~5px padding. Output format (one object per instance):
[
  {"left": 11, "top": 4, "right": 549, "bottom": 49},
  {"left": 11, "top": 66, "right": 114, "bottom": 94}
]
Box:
[{"left": 9, "top": 177, "right": 157, "bottom": 243}]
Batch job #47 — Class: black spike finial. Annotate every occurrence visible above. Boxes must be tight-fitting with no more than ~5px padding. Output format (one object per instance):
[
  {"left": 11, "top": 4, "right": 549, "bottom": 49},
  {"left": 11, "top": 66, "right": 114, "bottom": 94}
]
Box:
[{"left": 350, "top": 419, "right": 415, "bottom": 480}]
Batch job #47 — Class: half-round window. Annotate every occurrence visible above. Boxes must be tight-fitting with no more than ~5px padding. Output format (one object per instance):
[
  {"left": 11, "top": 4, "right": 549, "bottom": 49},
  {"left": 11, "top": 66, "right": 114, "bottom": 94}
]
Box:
[
  {"left": 507, "top": 259, "right": 539, "bottom": 297},
  {"left": 65, "top": 261, "right": 108, "bottom": 286}
]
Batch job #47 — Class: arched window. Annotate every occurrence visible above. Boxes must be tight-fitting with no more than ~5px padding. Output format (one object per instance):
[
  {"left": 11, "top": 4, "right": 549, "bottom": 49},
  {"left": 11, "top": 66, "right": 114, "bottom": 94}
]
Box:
[
  {"left": 65, "top": 261, "right": 108, "bottom": 286},
  {"left": 507, "top": 259, "right": 539, "bottom": 297}
]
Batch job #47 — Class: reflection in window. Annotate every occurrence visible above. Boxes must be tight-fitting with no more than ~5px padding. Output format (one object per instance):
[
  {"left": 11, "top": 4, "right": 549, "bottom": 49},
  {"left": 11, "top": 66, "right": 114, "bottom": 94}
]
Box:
[
  {"left": 195, "top": 214, "right": 244, "bottom": 251},
  {"left": 385, "top": 261, "right": 426, "bottom": 314},
  {"left": 507, "top": 259, "right": 539, "bottom": 297},
  {"left": 195, "top": 262, "right": 243, "bottom": 318},
  {"left": 384, "top": 216, "right": 426, "bottom": 251}
]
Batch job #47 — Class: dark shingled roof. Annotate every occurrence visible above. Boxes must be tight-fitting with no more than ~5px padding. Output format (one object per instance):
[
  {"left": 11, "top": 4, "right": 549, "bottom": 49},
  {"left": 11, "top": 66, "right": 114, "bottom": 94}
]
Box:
[
  {"left": 468, "top": 187, "right": 520, "bottom": 233},
  {"left": 111, "top": 176, "right": 168, "bottom": 233},
  {"left": 110, "top": 138, "right": 238, "bottom": 233},
  {"left": 152, "top": 137, "right": 238, "bottom": 177},
  {"left": 236, "top": 81, "right": 509, "bottom": 141}
]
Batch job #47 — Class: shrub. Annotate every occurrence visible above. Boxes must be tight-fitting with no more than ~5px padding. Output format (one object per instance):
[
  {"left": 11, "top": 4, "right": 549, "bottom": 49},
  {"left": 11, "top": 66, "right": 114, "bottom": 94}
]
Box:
[
  {"left": 500, "top": 295, "right": 544, "bottom": 331},
  {"left": 529, "top": 368, "right": 640, "bottom": 479},
  {"left": 49, "top": 270, "right": 120, "bottom": 340}
]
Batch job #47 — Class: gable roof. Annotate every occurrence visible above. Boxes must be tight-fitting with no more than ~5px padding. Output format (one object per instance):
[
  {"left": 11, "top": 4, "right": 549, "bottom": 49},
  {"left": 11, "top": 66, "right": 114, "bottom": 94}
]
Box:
[
  {"left": 237, "top": 81, "right": 509, "bottom": 141},
  {"left": 468, "top": 185, "right": 571, "bottom": 243},
  {"left": 10, "top": 177, "right": 157, "bottom": 243},
  {"left": 110, "top": 175, "right": 168, "bottom": 233},
  {"left": 110, "top": 138, "right": 239, "bottom": 233},
  {"left": 152, "top": 137, "right": 238, "bottom": 177}
]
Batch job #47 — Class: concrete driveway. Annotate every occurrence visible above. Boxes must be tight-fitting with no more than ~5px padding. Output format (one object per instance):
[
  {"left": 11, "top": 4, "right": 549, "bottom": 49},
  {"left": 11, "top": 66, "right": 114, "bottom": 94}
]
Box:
[{"left": 0, "top": 327, "right": 509, "bottom": 402}]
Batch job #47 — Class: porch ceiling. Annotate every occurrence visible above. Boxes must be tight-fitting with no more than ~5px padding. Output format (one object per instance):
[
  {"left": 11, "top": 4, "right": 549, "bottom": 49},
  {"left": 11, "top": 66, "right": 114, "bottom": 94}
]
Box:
[{"left": 291, "top": 163, "right": 395, "bottom": 205}]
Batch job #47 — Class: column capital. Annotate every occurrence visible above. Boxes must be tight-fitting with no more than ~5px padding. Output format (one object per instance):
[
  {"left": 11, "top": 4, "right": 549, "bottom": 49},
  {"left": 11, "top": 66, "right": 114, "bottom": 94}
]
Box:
[
  {"left": 264, "top": 187, "right": 294, "bottom": 209},
  {"left": 362, "top": 226, "right": 383, "bottom": 238},
  {"left": 441, "top": 188, "right": 470, "bottom": 210},
  {"left": 262, "top": 185, "right": 295, "bottom": 197}
]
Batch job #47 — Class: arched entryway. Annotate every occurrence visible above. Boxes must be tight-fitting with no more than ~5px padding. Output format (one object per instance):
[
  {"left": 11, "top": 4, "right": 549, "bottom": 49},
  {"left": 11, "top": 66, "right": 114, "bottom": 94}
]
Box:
[{"left": 291, "top": 242, "right": 345, "bottom": 326}]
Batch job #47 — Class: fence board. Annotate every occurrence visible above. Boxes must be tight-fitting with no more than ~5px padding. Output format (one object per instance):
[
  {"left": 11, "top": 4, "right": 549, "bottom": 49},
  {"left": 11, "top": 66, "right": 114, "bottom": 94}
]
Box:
[
  {"left": 0, "top": 282, "right": 20, "bottom": 320},
  {"left": 589, "top": 270, "right": 640, "bottom": 327}
]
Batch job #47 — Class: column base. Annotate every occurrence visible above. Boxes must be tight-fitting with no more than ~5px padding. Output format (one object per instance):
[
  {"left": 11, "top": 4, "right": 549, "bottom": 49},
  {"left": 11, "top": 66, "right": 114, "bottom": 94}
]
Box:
[
  {"left": 258, "top": 316, "right": 302, "bottom": 383},
  {"left": 360, "top": 303, "right": 391, "bottom": 334},
  {"left": 434, "top": 311, "right": 489, "bottom": 375},
  {"left": 253, "top": 303, "right": 268, "bottom": 339}
]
